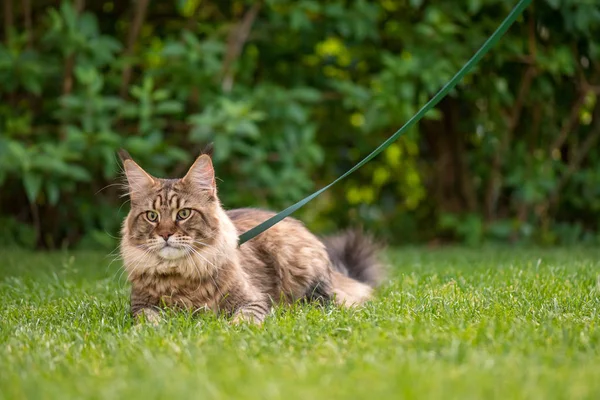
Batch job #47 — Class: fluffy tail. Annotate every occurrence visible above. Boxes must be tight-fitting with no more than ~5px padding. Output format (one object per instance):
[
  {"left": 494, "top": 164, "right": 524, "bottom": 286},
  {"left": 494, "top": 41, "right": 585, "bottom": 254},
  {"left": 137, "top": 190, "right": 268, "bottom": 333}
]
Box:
[{"left": 322, "top": 230, "right": 385, "bottom": 288}]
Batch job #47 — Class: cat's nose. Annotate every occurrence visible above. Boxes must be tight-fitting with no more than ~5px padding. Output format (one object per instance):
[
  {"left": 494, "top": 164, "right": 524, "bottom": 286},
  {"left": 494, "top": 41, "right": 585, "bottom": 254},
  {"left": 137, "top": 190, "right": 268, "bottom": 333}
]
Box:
[{"left": 159, "top": 233, "right": 173, "bottom": 241}]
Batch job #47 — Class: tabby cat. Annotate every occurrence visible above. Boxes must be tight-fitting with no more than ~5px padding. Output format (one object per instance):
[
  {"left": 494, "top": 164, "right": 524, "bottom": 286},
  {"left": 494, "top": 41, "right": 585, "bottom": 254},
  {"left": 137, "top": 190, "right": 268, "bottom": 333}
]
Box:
[{"left": 119, "top": 150, "right": 384, "bottom": 324}]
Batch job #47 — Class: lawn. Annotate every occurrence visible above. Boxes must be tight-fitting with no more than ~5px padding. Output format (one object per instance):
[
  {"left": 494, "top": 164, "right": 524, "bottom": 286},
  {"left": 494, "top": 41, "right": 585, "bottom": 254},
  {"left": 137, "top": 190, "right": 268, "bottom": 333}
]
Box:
[{"left": 1, "top": 247, "right": 599, "bottom": 400}]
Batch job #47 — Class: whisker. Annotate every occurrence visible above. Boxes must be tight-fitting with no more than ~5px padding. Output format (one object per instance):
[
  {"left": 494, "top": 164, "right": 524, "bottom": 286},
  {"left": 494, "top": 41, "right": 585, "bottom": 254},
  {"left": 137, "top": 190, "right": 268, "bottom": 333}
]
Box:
[
  {"left": 118, "top": 244, "right": 153, "bottom": 283},
  {"left": 188, "top": 246, "right": 216, "bottom": 269},
  {"left": 183, "top": 244, "right": 226, "bottom": 300},
  {"left": 103, "top": 230, "right": 121, "bottom": 241},
  {"left": 125, "top": 249, "right": 152, "bottom": 282},
  {"left": 183, "top": 251, "right": 205, "bottom": 294},
  {"left": 95, "top": 182, "right": 129, "bottom": 196}
]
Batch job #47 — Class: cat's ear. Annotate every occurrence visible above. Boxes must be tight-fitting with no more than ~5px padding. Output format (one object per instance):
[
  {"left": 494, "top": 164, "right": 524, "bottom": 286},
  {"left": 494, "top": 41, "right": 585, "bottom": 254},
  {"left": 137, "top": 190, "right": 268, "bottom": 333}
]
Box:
[
  {"left": 119, "top": 150, "right": 156, "bottom": 197},
  {"left": 182, "top": 154, "right": 216, "bottom": 196},
  {"left": 201, "top": 142, "right": 214, "bottom": 158},
  {"left": 118, "top": 148, "right": 132, "bottom": 163}
]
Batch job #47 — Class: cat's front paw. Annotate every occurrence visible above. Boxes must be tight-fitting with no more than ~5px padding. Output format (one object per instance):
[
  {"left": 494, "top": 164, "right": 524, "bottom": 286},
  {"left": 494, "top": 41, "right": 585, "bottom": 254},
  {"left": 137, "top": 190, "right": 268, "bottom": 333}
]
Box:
[
  {"left": 231, "top": 302, "right": 270, "bottom": 326},
  {"left": 231, "top": 312, "right": 262, "bottom": 326},
  {"left": 134, "top": 308, "right": 162, "bottom": 326}
]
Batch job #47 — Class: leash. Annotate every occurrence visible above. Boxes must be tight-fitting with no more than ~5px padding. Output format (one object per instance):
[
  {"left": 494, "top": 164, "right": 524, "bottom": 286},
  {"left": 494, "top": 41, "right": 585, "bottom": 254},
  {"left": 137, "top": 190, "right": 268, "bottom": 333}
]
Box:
[{"left": 238, "top": 0, "right": 531, "bottom": 245}]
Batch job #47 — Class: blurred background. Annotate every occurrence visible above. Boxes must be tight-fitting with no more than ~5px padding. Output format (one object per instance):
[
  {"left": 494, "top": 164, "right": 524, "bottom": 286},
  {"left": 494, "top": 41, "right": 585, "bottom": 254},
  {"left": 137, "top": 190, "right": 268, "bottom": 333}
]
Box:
[{"left": 0, "top": 0, "right": 599, "bottom": 250}]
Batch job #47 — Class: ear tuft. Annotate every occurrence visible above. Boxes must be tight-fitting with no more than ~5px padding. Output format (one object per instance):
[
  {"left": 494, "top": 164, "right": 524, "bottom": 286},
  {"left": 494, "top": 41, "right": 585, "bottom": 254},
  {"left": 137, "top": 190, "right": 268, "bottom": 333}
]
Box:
[
  {"left": 118, "top": 148, "right": 132, "bottom": 163},
  {"left": 182, "top": 154, "right": 216, "bottom": 195},
  {"left": 122, "top": 157, "right": 155, "bottom": 198},
  {"left": 202, "top": 143, "right": 214, "bottom": 158}
]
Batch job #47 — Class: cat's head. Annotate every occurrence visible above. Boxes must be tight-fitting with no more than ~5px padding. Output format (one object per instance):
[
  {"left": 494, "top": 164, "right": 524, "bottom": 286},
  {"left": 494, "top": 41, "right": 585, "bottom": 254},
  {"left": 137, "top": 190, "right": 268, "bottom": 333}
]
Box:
[{"left": 119, "top": 150, "right": 234, "bottom": 265}]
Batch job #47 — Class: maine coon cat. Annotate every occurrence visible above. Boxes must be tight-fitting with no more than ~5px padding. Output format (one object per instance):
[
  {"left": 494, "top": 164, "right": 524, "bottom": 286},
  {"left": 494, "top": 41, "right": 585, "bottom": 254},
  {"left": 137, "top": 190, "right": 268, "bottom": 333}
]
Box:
[{"left": 119, "top": 150, "right": 384, "bottom": 324}]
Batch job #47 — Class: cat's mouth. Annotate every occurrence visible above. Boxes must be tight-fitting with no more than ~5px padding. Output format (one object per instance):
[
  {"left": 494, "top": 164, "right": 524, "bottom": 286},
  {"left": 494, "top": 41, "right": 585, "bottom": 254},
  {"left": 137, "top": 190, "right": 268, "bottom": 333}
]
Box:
[{"left": 157, "top": 243, "right": 187, "bottom": 260}]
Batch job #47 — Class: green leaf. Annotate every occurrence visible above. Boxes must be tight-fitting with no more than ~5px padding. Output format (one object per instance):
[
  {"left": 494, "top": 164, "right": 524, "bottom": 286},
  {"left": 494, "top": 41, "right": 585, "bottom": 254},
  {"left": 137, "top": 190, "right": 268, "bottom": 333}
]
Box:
[
  {"left": 23, "top": 173, "right": 42, "bottom": 203},
  {"left": 155, "top": 100, "right": 183, "bottom": 115},
  {"left": 46, "top": 182, "right": 60, "bottom": 206},
  {"left": 213, "top": 135, "right": 231, "bottom": 162},
  {"left": 162, "top": 42, "right": 186, "bottom": 57},
  {"left": 7, "top": 141, "right": 28, "bottom": 161},
  {"left": 65, "top": 165, "right": 92, "bottom": 182},
  {"left": 152, "top": 89, "right": 170, "bottom": 101}
]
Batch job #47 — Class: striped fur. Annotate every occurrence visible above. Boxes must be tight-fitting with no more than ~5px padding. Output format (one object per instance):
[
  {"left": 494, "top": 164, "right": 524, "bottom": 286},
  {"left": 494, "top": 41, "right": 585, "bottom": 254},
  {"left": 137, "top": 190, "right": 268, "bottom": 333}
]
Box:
[{"left": 119, "top": 151, "right": 385, "bottom": 325}]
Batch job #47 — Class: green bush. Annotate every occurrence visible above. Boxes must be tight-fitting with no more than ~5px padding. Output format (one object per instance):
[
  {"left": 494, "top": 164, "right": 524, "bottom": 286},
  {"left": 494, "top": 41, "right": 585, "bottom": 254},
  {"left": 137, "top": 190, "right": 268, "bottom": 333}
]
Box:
[{"left": 0, "top": 0, "right": 599, "bottom": 248}]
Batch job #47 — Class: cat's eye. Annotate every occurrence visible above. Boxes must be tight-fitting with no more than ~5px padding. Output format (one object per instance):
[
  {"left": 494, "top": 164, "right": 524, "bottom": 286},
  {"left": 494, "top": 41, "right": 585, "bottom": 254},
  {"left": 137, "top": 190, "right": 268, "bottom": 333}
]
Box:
[
  {"left": 177, "top": 208, "right": 191, "bottom": 221},
  {"left": 146, "top": 211, "right": 159, "bottom": 222}
]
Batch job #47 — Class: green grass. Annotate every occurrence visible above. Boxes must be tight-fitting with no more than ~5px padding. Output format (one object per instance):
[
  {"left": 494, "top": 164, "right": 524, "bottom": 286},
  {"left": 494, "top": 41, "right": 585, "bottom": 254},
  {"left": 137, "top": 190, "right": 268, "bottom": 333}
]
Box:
[{"left": 1, "top": 247, "right": 599, "bottom": 400}]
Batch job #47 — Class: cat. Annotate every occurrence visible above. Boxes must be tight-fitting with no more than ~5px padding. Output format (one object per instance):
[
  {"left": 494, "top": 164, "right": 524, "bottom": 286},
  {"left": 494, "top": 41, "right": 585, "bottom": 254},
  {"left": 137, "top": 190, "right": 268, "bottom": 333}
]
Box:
[{"left": 118, "top": 149, "right": 384, "bottom": 324}]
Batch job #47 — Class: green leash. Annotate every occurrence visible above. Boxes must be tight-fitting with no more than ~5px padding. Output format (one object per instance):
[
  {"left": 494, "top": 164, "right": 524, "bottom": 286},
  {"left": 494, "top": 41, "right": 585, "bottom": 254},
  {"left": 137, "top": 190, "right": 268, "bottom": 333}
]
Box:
[{"left": 238, "top": 0, "right": 531, "bottom": 245}]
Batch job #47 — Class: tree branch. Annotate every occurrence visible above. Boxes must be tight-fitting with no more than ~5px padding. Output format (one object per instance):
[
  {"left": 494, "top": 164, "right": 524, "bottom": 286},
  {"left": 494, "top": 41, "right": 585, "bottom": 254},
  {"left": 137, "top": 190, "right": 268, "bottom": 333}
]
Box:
[
  {"left": 484, "top": 11, "right": 536, "bottom": 221},
  {"left": 221, "top": 2, "right": 261, "bottom": 93},
  {"left": 185, "top": 4, "right": 202, "bottom": 110},
  {"left": 549, "top": 104, "right": 600, "bottom": 210},
  {"left": 550, "top": 92, "right": 586, "bottom": 153},
  {"left": 550, "top": 83, "right": 599, "bottom": 155},
  {"left": 507, "top": 13, "right": 537, "bottom": 134},
  {"left": 514, "top": 102, "right": 543, "bottom": 239},
  {"left": 3, "top": 0, "right": 13, "bottom": 43},
  {"left": 185, "top": 1, "right": 202, "bottom": 31},
  {"left": 120, "top": 0, "right": 150, "bottom": 98},
  {"left": 62, "top": 0, "right": 85, "bottom": 96},
  {"left": 22, "top": 0, "right": 32, "bottom": 48}
]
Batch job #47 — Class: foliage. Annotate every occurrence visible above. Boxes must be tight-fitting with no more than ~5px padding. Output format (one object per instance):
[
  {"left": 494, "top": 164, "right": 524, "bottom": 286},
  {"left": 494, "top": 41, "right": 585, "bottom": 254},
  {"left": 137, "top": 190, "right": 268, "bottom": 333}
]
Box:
[
  {"left": 1, "top": 248, "right": 600, "bottom": 398},
  {"left": 0, "top": 0, "right": 599, "bottom": 248}
]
